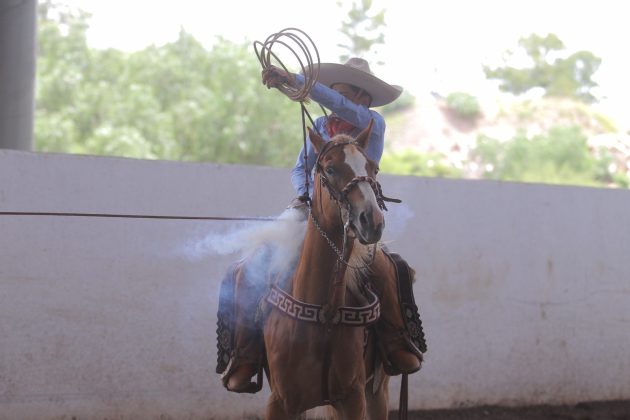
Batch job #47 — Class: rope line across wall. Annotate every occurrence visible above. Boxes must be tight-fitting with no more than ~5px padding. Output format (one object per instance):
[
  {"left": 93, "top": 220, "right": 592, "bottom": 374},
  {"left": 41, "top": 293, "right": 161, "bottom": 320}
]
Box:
[{"left": 0, "top": 211, "right": 276, "bottom": 222}]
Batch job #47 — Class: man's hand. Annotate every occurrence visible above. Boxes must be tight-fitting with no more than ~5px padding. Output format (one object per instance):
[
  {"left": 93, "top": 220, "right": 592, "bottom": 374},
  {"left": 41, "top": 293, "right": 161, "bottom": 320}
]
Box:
[
  {"left": 288, "top": 195, "right": 308, "bottom": 208},
  {"left": 262, "top": 66, "right": 295, "bottom": 89},
  {"left": 286, "top": 195, "right": 309, "bottom": 220}
]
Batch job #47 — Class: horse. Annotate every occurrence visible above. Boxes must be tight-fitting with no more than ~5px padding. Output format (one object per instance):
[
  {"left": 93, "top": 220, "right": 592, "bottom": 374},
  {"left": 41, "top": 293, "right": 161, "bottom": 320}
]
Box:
[{"left": 262, "top": 119, "right": 400, "bottom": 419}]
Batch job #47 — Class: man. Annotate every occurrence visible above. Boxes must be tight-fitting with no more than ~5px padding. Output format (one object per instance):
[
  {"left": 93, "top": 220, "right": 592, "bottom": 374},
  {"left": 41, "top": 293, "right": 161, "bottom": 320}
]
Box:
[
  {"left": 262, "top": 57, "right": 398, "bottom": 211},
  {"left": 220, "top": 58, "right": 424, "bottom": 393}
]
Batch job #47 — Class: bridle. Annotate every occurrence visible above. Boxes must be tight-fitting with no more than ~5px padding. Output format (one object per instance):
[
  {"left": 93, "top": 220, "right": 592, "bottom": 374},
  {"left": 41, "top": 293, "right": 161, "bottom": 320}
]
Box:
[
  {"left": 313, "top": 139, "right": 401, "bottom": 212},
  {"left": 307, "top": 139, "right": 401, "bottom": 269}
]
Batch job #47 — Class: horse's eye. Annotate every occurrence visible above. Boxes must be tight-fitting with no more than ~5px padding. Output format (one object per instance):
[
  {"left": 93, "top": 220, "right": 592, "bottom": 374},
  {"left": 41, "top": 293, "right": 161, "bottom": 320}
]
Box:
[{"left": 325, "top": 167, "right": 335, "bottom": 176}]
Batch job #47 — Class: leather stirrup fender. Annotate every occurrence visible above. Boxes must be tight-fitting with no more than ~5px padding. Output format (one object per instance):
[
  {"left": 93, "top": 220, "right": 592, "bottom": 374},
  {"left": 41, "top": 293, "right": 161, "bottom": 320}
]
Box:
[
  {"left": 385, "top": 251, "right": 428, "bottom": 354},
  {"left": 216, "top": 263, "right": 238, "bottom": 375}
]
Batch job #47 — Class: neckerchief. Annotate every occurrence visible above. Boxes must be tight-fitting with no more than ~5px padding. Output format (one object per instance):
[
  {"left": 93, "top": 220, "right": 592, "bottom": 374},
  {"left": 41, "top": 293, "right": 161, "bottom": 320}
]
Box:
[{"left": 325, "top": 114, "right": 356, "bottom": 137}]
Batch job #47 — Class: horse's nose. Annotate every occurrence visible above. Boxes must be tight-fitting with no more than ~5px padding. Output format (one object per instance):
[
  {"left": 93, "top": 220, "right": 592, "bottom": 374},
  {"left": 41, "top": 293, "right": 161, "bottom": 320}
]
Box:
[
  {"left": 359, "top": 210, "right": 369, "bottom": 228},
  {"left": 358, "top": 208, "right": 384, "bottom": 242}
]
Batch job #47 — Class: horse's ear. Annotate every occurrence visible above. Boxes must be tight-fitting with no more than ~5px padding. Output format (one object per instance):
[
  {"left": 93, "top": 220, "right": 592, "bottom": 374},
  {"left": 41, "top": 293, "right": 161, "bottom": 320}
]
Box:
[
  {"left": 308, "top": 127, "right": 326, "bottom": 153},
  {"left": 355, "top": 119, "right": 374, "bottom": 150}
]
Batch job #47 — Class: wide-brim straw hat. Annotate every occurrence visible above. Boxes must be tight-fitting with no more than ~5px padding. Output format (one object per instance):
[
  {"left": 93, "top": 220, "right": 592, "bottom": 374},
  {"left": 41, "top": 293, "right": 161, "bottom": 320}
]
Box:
[{"left": 306, "top": 57, "right": 403, "bottom": 107}]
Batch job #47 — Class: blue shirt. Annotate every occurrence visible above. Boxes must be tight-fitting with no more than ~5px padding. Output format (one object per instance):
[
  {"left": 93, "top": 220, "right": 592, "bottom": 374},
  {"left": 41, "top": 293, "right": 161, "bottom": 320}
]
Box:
[{"left": 290, "top": 74, "right": 386, "bottom": 197}]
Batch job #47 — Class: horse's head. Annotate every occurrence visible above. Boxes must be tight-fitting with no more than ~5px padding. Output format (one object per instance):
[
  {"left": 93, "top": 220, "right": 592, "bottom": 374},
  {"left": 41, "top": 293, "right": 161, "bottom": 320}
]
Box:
[{"left": 308, "top": 120, "right": 384, "bottom": 245}]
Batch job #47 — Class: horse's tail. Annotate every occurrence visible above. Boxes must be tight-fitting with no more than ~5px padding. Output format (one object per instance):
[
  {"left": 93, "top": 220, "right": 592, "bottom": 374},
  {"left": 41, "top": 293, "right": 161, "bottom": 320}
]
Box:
[{"left": 301, "top": 406, "right": 338, "bottom": 419}]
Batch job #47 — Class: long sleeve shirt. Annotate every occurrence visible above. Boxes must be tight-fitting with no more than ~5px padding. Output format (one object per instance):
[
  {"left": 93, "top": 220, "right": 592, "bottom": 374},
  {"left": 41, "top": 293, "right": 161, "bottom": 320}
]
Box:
[{"left": 290, "top": 74, "right": 386, "bottom": 197}]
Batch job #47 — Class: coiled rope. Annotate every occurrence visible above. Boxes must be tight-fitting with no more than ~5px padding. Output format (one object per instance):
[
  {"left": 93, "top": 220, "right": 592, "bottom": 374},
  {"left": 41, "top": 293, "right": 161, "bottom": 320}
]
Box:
[
  {"left": 253, "top": 28, "right": 327, "bottom": 200},
  {"left": 253, "top": 27, "right": 320, "bottom": 103}
]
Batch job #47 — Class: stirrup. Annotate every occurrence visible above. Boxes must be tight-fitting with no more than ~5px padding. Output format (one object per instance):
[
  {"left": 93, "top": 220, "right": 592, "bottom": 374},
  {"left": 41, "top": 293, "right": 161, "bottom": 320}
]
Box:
[
  {"left": 221, "top": 356, "right": 264, "bottom": 394},
  {"left": 378, "top": 331, "right": 423, "bottom": 376}
]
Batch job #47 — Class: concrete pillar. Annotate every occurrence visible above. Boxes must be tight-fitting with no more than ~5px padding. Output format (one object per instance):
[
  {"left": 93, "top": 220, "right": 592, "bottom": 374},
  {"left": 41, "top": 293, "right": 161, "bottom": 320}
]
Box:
[{"left": 0, "top": 0, "right": 37, "bottom": 150}]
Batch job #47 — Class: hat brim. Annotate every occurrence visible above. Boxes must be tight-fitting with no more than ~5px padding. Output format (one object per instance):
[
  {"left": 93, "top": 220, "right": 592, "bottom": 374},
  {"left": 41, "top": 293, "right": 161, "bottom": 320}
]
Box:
[{"left": 306, "top": 63, "right": 403, "bottom": 107}]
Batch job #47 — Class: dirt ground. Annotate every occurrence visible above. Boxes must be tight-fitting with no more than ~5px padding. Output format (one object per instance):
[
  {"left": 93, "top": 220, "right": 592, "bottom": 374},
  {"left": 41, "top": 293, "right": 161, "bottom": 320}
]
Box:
[{"left": 389, "top": 400, "right": 630, "bottom": 420}]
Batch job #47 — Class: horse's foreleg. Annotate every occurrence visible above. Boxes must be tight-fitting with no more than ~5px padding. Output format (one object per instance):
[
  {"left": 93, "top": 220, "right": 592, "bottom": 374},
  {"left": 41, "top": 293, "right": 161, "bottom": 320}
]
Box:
[
  {"left": 332, "top": 387, "right": 366, "bottom": 420},
  {"left": 365, "top": 375, "right": 389, "bottom": 420},
  {"left": 265, "top": 394, "right": 297, "bottom": 420}
]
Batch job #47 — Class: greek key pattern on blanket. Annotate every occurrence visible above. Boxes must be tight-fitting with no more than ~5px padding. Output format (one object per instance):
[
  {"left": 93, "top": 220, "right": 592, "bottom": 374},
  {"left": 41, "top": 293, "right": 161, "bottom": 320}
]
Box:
[{"left": 267, "top": 285, "right": 380, "bottom": 326}]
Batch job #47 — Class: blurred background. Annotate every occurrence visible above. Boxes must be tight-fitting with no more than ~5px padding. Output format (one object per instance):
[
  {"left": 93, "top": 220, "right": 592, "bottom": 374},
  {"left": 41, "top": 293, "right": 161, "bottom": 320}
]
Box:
[{"left": 34, "top": 0, "right": 630, "bottom": 188}]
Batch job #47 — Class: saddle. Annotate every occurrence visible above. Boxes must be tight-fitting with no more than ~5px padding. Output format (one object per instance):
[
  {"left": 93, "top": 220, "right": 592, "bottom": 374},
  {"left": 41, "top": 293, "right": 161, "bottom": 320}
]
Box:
[{"left": 215, "top": 251, "right": 427, "bottom": 394}]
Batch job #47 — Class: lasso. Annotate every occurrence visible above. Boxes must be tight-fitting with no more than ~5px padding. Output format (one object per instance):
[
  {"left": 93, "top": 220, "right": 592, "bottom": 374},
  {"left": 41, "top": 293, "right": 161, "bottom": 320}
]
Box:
[
  {"left": 253, "top": 27, "right": 320, "bottom": 103},
  {"left": 253, "top": 28, "right": 327, "bottom": 200}
]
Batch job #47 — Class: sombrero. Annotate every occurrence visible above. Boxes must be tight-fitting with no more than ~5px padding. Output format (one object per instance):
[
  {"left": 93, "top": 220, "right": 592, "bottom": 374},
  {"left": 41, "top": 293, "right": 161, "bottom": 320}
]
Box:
[{"left": 307, "top": 57, "right": 403, "bottom": 107}]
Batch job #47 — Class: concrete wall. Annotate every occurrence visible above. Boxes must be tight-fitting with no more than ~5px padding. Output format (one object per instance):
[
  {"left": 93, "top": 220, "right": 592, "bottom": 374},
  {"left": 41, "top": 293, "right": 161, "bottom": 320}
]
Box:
[{"left": 1, "top": 149, "right": 629, "bottom": 419}]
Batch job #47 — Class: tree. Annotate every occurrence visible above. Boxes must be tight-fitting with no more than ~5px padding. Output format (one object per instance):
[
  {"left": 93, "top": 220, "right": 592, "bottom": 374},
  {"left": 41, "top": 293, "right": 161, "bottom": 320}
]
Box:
[
  {"left": 483, "top": 34, "right": 602, "bottom": 103},
  {"left": 336, "top": 0, "right": 386, "bottom": 64},
  {"left": 446, "top": 92, "right": 481, "bottom": 120},
  {"left": 380, "top": 149, "right": 463, "bottom": 179},
  {"left": 470, "top": 125, "right": 627, "bottom": 187},
  {"left": 35, "top": 2, "right": 305, "bottom": 166}
]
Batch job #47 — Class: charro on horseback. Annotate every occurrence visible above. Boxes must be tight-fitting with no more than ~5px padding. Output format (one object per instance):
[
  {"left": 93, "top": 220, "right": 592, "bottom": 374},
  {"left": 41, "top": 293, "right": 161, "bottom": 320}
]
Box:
[{"left": 215, "top": 29, "right": 426, "bottom": 419}]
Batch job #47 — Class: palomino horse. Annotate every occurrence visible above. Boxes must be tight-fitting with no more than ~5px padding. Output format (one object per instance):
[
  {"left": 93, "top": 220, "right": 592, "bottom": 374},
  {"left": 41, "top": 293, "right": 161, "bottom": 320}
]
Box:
[{"left": 263, "top": 120, "right": 400, "bottom": 419}]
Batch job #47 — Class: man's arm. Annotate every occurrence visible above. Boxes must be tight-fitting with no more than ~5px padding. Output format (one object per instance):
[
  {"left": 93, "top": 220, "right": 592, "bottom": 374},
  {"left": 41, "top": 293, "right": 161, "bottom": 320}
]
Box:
[
  {"left": 290, "top": 146, "right": 309, "bottom": 197},
  {"left": 290, "top": 139, "right": 320, "bottom": 197},
  {"left": 293, "top": 73, "right": 381, "bottom": 130}
]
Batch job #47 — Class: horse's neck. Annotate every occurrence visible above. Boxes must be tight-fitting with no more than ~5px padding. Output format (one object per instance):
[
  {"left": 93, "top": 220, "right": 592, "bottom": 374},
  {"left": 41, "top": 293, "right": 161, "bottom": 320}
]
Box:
[{"left": 291, "top": 210, "right": 352, "bottom": 306}]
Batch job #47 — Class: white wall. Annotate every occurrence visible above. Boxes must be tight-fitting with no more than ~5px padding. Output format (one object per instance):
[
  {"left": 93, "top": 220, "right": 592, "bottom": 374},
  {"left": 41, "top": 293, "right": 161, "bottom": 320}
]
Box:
[{"left": 1, "top": 149, "right": 629, "bottom": 419}]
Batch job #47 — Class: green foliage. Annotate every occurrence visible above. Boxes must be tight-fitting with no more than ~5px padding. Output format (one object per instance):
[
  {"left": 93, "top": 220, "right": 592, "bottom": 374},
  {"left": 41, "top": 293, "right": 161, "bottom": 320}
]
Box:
[
  {"left": 35, "top": 2, "right": 304, "bottom": 166},
  {"left": 380, "top": 149, "right": 463, "bottom": 178},
  {"left": 336, "top": 0, "right": 386, "bottom": 63},
  {"left": 483, "top": 33, "right": 602, "bottom": 103},
  {"left": 446, "top": 92, "right": 481, "bottom": 119},
  {"left": 471, "top": 125, "right": 627, "bottom": 188}
]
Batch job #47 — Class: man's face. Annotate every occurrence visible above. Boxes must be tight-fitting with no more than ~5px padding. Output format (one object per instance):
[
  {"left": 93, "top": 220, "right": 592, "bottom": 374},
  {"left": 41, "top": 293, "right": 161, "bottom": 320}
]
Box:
[{"left": 331, "top": 83, "right": 371, "bottom": 107}]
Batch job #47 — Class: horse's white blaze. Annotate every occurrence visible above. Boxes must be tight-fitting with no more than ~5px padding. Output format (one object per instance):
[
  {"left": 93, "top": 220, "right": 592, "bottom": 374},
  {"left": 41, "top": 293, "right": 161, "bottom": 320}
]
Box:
[{"left": 343, "top": 147, "right": 377, "bottom": 202}]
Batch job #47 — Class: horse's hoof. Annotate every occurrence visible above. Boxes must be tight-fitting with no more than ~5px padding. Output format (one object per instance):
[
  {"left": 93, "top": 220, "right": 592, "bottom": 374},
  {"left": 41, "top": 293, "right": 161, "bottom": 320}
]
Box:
[
  {"left": 226, "top": 363, "right": 258, "bottom": 392},
  {"left": 388, "top": 350, "right": 421, "bottom": 374}
]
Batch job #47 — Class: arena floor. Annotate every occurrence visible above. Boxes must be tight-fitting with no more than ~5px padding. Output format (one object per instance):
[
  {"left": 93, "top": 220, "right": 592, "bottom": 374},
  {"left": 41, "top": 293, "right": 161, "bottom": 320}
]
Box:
[{"left": 390, "top": 400, "right": 630, "bottom": 420}]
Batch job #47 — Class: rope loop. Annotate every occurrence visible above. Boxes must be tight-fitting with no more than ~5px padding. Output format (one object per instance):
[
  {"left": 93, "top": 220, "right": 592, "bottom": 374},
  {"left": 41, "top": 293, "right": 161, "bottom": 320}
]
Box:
[
  {"left": 254, "top": 28, "right": 325, "bottom": 199},
  {"left": 253, "top": 27, "right": 320, "bottom": 103}
]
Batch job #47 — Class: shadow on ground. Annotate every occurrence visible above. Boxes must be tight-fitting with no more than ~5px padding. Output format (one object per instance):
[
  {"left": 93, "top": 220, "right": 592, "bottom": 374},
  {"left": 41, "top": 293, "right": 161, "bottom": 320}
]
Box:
[{"left": 389, "top": 400, "right": 630, "bottom": 420}]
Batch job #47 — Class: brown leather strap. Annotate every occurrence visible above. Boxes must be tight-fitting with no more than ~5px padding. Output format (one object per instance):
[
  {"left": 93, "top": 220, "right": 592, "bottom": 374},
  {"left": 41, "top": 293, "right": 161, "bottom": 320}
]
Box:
[
  {"left": 266, "top": 285, "right": 381, "bottom": 326},
  {"left": 322, "top": 330, "right": 332, "bottom": 404},
  {"left": 399, "top": 373, "right": 408, "bottom": 420}
]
